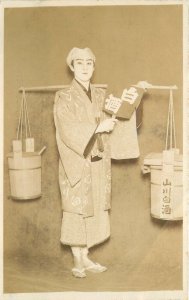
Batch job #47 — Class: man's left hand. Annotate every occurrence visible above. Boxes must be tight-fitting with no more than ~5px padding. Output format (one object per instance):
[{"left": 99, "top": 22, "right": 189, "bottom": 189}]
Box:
[{"left": 135, "top": 81, "right": 152, "bottom": 91}]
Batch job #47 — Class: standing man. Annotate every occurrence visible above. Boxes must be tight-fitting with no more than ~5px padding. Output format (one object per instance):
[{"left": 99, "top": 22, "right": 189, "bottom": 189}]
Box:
[{"left": 54, "top": 47, "right": 148, "bottom": 278}]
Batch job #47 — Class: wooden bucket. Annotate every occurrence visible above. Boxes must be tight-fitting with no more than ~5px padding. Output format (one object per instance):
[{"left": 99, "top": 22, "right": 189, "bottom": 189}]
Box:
[
  {"left": 7, "top": 152, "right": 42, "bottom": 200},
  {"left": 143, "top": 152, "right": 183, "bottom": 221},
  {"left": 150, "top": 165, "right": 182, "bottom": 220}
]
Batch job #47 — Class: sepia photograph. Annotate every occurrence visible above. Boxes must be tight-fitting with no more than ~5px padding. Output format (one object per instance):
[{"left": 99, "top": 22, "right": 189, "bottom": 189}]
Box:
[{"left": 1, "top": 1, "right": 188, "bottom": 299}]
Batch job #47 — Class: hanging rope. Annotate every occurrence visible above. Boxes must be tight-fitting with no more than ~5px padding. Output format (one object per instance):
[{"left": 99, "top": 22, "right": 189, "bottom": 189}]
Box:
[
  {"left": 23, "top": 90, "right": 32, "bottom": 137},
  {"left": 16, "top": 89, "right": 32, "bottom": 141},
  {"left": 165, "top": 89, "right": 176, "bottom": 150},
  {"left": 172, "top": 97, "right": 177, "bottom": 148},
  {"left": 24, "top": 91, "right": 28, "bottom": 139},
  {"left": 170, "top": 90, "right": 173, "bottom": 149},
  {"left": 16, "top": 91, "right": 24, "bottom": 140},
  {"left": 165, "top": 94, "right": 170, "bottom": 150}
]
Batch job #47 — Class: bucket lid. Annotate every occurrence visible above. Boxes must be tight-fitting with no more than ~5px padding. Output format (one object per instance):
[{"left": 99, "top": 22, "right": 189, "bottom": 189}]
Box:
[
  {"left": 143, "top": 152, "right": 183, "bottom": 166},
  {"left": 7, "top": 152, "right": 40, "bottom": 158}
]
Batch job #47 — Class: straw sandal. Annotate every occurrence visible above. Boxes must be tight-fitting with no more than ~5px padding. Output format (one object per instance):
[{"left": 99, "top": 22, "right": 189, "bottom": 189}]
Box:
[
  {"left": 72, "top": 268, "right": 86, "bottom": 278},
  {"left": 85, "top": 263, "right": 107, "bottom": 273}
]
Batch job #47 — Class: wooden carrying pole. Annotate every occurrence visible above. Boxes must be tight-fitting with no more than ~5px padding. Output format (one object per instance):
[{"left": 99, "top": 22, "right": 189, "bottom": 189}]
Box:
[
  {"left": 149, "top": 85, "right": 177, "bottom": 90},
  {"left": 19, "top": 85, "right": 70, "bottom": 93},
  {"left": 19, "top": 84, "right": 108, "bottom": 93},
  {"left": 19, "top": 84, "right": 178, "bottom": 93},
  {"left": 133, "top": 84, "right": 178, "bottom": 90}
]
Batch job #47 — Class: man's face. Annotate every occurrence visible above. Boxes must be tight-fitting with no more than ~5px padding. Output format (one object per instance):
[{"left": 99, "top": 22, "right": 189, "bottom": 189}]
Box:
[{"left": 71, "top": 51, "right": 95, "bottom": 82}]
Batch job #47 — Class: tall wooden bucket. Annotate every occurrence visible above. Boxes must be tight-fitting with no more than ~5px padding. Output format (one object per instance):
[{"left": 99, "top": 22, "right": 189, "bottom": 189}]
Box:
[
  {"left": 7, "top": 152, "right": 42, "bottom": 200},
  {"left": 142, "top": 152, "right": 183, "bottom": 221}
]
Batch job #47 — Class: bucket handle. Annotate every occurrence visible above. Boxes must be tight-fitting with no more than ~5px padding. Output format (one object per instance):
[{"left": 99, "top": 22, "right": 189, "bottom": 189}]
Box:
[{"left": 38, "top": 146, "right": 47, "bottom": 155}]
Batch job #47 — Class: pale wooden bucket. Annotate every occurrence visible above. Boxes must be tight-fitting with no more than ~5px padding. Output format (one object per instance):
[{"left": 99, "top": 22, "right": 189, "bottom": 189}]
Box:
[
  {"left": 150, "top": 165, "right": 182, "bottom": 220},
  {"left": 143, "top": 152, "right": 183, "bottom": 221},
  {"left": 7, "top": 152, "right": 42, "bottom": 200}
]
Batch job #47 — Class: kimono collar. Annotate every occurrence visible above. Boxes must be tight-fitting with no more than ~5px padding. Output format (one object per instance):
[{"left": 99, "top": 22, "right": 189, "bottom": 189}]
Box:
[{"left": 72, "top": 79, "right": 92, "bottom": 101}]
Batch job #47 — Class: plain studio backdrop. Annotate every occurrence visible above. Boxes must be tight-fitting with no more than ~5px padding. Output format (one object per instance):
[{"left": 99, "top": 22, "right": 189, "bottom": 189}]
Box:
[{"left": 4, "top": 4, "right": 183, "bottom": 293}]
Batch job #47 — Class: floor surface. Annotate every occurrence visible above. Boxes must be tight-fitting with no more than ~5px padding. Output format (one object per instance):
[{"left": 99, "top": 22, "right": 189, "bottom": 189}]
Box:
[{"left": 4, "top": 254, "right": 182, "bottom": 293}]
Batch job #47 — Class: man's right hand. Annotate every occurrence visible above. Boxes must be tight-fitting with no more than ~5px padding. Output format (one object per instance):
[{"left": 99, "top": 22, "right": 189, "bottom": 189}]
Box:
[{"left": 95, "top": 118, "right": 118, "bottom": 134}]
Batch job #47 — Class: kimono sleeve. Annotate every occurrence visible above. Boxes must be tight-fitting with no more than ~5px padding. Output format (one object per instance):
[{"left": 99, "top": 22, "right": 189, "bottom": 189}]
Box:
[{"left": 54, "top": 91, "right": 97, "bottom": 157}]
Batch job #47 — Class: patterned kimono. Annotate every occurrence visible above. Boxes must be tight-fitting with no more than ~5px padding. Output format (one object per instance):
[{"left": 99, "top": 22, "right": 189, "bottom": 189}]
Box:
[{"left": 54, "top": 79, "right": 140, "bottom": 248}]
